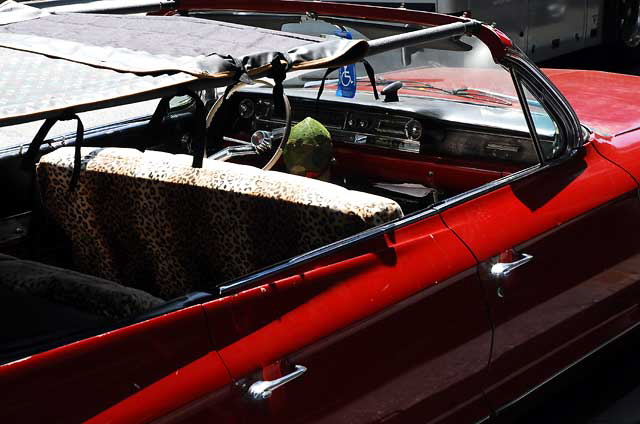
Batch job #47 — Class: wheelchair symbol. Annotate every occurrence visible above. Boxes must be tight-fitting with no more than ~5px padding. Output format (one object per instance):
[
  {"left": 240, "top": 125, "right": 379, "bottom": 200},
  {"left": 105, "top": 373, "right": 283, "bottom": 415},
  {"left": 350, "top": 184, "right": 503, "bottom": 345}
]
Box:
[{"left": 339, "top": 67, "right": 354, "bottom": 86}]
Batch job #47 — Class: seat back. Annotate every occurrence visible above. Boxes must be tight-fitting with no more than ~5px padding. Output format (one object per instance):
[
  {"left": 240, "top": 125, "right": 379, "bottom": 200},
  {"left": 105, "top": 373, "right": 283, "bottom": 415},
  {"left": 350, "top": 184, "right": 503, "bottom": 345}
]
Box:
[{"left": 37, "top": 147, "right": 403, "bottom": 299}]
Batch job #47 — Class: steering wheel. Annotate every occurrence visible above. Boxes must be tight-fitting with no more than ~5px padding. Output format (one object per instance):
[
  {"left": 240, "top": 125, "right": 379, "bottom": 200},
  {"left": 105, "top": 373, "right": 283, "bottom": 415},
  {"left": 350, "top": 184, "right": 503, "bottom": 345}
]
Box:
[{"left": 205, "top": 80, "right": 292, "bottom": 170}]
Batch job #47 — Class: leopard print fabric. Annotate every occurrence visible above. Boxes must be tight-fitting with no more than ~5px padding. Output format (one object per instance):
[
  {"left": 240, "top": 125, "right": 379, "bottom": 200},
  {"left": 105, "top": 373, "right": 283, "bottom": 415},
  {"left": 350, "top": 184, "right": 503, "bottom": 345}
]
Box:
[
  {"left": 37, "top": 147, "right": 403, "bottom": 299},
  {"left": 0, "top": 254, "right": 164, "bottom": 320}
]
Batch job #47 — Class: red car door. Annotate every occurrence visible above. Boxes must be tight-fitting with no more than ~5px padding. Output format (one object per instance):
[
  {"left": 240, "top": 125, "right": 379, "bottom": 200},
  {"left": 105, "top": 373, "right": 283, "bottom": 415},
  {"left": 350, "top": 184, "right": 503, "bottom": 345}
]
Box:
[
  {"left": 209, "top": 212, "right": 492, "bottom": 424},
  {"left": 0, "top": 304, "right": 222, "bottom": 424},
  {"left": 112, "top": 212, "right": 492, "bottom": 423},
  {"left": 440, "top": 143, "right": 640, "bottom": 413}
]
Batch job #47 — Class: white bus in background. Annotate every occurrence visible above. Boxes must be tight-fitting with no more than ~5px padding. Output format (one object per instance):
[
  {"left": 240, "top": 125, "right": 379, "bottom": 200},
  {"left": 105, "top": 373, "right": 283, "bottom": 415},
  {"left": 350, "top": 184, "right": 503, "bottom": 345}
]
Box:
[{"left": 323, "top": 0, "right": 640, "bottom": 62}]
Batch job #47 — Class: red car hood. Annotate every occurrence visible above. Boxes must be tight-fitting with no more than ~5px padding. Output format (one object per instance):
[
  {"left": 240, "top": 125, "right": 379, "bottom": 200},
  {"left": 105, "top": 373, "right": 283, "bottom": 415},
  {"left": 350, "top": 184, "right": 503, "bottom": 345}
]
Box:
[{"left": 544, "top": 69, "right": 640, "bottom": 136}]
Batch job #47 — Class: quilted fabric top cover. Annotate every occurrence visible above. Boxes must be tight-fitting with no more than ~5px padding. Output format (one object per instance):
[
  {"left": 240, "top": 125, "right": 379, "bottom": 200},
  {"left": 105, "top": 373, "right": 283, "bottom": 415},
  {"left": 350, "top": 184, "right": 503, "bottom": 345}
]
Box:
[{"left": 0, "top": 1, "right": 368, "bottom": 125}]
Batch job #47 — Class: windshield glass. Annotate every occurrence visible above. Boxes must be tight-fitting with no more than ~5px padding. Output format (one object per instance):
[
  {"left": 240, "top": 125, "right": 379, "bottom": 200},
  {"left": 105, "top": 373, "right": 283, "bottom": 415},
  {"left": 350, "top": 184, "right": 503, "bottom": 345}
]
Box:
[
  {"left": 262, "top": 14, "right": 560, "bottom": 146},
  {"left": 188, "top": 12, "right": 517, "bottom": 103},
  {"left": 274, "top": 17, "right": 518, "bottom": 106},
  {"left": 188, "top": 11, "right": 561, "bottom": 153}
]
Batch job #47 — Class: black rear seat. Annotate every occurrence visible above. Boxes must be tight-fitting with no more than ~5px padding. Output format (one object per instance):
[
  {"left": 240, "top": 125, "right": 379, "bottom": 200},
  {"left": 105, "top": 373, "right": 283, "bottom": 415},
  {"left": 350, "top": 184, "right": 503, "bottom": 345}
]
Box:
[
  {"left": 0, "top": 284, "right": 108, "bottom": 361},
  {"left": 0, "top": 254, "right": 164, "bottom": 321},
  {"left": 0, "top": 254, "right": 165, "bottom": 363}
]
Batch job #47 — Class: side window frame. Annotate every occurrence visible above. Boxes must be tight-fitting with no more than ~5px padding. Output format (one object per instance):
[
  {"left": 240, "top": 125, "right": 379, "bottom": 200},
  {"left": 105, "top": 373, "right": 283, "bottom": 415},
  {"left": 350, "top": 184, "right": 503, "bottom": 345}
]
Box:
[
  {"left": 510, "top": 66, "right": 548, "bottom": 166},
  {"left": 502, "top": 51, "right": 584, "bottom": 163}
]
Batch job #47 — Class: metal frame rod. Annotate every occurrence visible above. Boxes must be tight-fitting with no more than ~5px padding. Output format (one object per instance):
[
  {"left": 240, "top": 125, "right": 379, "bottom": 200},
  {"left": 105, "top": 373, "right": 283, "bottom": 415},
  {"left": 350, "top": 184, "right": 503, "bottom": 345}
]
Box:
[{"left": 366, "top": 21, "right": 481, "bottom": 57}]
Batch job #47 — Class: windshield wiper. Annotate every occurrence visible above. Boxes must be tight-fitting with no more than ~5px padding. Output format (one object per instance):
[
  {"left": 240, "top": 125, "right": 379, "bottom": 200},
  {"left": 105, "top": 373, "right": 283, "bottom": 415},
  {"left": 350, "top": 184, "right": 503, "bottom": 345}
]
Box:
[
  {"left": 360, "top": 79, "right": 513, "bottom": 106},
  {"left": 449, "top": 87, "right": 514, "bottom": 106}
]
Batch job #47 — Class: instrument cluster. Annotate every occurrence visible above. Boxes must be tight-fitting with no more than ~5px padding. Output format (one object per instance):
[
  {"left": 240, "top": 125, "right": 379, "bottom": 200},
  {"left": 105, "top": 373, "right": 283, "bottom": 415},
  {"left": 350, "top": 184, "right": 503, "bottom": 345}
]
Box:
[{"left": 235, "top": 96, "right": 427, "bottom": 154}]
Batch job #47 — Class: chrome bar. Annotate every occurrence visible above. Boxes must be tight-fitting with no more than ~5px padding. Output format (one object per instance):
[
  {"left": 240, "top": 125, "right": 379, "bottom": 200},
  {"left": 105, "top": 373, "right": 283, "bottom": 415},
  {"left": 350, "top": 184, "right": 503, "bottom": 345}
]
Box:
[{"left": 209, "top": 144, "right": 257, "bottom": 162}]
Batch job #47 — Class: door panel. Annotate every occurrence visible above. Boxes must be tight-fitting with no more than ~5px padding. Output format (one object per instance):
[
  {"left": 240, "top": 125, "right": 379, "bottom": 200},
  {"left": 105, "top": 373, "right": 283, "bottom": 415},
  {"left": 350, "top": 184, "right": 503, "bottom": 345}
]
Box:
[
  {"left": 482, "top": 193, "right": 640, "bottom": 410},
  {"left": 0, "top": 305, "right": 215, "bottom": 423},
  {"left": 440, "top": 144, "right": 640, "bottom": 411},
  {"left": 204, "top": 214, "right": 493, "bottom": 424},
  {"left": 85, "top": 351, "right": 233, "bottom": 424}
]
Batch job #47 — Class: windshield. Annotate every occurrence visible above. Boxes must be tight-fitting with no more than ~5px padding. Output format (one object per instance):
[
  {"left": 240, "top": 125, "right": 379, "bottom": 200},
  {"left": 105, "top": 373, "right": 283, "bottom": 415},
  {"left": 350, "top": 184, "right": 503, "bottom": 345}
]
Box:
[
  {"left": 259, "top": 15, "right": 559, "bottom": 146},
  {"left": 198, "top": 11, "right": 561, "bottom": 157},
  {"left": 271, "top": 17, "right": 518, "bottom": 107}
]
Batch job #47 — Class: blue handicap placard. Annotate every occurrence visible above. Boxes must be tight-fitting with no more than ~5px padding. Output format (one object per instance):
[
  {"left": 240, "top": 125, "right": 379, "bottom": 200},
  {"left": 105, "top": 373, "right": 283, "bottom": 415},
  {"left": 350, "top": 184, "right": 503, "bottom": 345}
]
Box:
[{"left": 335, "top": 29, "right": 356, "bottom": 98}]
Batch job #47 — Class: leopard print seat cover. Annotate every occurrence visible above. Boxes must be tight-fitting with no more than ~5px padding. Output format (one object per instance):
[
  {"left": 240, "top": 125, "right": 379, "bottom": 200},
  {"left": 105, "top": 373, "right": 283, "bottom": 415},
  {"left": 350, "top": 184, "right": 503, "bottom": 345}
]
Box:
[
  {"left": 0, "top": 254, "right": 164, "bottom": 320},
  {"left": 36, "top": 147, "right": 403, "bottom": 299}
]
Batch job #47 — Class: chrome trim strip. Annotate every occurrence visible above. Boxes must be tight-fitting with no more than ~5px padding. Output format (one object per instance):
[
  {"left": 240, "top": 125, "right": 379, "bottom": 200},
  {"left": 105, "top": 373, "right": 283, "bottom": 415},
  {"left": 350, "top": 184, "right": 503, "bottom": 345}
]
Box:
[
  {"left": 510, "top": 67, "right": 545, "bottom": 165},
  {"left": 218, "top": 162, "right": 545, "bottom": 296},
  {"left": 0, "top": 212, "right": 30, "bottom": 245},
  {"left": 502, "top": 51, "right": 583, "bottom": 151}
]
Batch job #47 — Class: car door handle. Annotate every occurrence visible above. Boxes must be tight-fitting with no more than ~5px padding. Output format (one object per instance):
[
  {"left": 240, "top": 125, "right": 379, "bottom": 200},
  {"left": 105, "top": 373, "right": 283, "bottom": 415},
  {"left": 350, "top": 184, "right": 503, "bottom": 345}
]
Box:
[
  {"left": 247, "top": 365, "right": 307, "bottom": 400},
  {"left": 490, "top": 253, "right": 533, "bottom": 279}
]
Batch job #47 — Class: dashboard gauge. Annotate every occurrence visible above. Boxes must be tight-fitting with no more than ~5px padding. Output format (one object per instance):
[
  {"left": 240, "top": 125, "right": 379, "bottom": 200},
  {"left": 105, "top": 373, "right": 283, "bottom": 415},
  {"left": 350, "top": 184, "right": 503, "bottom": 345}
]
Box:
[
  {"left": 255, "top": 100, "right": 273, "bottom": 119},
  {"left": 238, "top": 99, "right": 255, "bottom": 118},
  {"left": 405, "top": 119, "right": 423, "bottom": 140}
]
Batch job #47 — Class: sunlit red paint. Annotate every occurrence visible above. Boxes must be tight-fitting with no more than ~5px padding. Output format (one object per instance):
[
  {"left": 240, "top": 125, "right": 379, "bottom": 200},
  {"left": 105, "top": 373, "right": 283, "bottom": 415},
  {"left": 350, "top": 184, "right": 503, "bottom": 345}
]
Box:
[{"left": 3, "top": 2, "right": 640, "bottom": 424}]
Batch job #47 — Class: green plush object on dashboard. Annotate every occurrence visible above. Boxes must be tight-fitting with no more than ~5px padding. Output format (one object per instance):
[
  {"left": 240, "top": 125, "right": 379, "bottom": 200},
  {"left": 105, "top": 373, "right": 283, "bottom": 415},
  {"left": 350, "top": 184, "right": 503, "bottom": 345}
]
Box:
[{"left": 283, "top": 117, "right": 333, "bottom": 178}]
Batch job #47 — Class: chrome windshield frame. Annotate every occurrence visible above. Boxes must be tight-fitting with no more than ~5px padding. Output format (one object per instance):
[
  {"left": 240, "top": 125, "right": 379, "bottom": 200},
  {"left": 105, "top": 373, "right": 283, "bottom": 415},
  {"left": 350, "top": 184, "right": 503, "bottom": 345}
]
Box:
[{"left": 501, "top": 49, "right": 584, "bottom": 154}]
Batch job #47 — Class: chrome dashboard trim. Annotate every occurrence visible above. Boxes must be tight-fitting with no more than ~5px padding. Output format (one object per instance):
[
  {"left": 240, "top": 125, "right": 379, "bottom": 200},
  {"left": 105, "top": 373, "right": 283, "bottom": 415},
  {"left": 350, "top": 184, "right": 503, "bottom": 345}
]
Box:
[{"left": 257, "top": 113, "right": 425, "bottom": 154}]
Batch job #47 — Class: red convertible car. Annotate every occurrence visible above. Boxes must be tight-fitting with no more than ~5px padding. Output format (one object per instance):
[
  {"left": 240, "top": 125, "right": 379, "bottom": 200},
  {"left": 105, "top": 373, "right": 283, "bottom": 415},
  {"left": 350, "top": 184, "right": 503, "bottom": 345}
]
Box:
[{"left": 2, "top": 0, "right": 640, "bottom": 423}]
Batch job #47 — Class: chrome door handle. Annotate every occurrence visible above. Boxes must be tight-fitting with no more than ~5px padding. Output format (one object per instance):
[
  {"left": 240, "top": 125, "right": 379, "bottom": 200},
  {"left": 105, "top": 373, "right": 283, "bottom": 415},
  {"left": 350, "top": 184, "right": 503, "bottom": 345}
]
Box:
[
  {"left": 490, "top": 253, "right": 533, "bottom": 279},
  {"left": 247, "top": 365, "right": 307, "bottom": 400}
]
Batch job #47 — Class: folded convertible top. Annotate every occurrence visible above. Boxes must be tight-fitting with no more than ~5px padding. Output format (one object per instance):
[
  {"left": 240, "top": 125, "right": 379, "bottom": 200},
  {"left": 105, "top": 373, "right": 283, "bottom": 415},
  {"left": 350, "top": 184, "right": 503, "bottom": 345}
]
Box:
[{"left": 0, "top": 0, "right": 368, "bottom": 126}]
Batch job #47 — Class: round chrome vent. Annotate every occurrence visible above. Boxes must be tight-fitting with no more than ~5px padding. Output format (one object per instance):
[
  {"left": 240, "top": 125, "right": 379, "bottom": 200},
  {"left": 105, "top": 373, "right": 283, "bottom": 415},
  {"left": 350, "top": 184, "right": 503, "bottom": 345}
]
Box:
[{"left": 405, "top": 119, "right": 423, "bottom": 140}]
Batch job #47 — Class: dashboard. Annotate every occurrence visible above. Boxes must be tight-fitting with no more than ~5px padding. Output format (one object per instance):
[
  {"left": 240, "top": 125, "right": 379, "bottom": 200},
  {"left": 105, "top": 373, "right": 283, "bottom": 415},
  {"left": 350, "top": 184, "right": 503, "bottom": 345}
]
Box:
[
  {"left": 227, "top": 87, "right": 551, "bottom": 166},
  {"left": 216, "top": 87, "right": 560, "bottom": 213}
]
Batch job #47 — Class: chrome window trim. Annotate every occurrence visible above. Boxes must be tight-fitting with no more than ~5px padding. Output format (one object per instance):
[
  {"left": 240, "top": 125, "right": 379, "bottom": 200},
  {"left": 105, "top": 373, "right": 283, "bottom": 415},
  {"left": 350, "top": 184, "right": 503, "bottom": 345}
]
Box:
[
  {"left": 509, "top": 66, "right": 545, "bottom": 165},
  {"left": 502, "top": 50, "right": 583, "bottom": 152},
  {"left": 218, "top": 160, "right": 563, "bottom": 296}
]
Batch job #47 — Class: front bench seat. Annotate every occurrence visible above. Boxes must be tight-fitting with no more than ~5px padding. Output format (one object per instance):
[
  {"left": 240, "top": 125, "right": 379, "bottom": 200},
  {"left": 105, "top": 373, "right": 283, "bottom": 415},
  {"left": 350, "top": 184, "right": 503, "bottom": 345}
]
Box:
[{"left": 36, "top": 147, "right": 403, "bottom": 299}]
